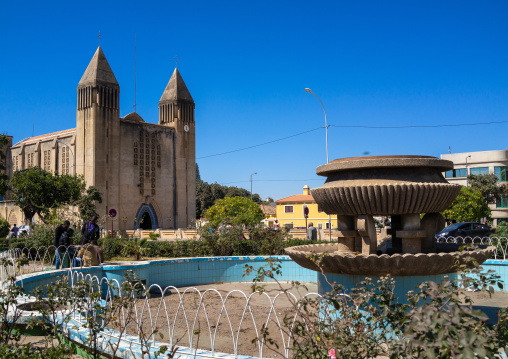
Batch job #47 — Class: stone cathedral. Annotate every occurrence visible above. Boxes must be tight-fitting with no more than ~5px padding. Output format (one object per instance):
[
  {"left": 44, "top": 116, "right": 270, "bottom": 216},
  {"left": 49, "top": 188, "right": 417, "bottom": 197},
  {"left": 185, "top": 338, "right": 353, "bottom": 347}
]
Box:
[{"left": 2, "top": 47, "right": 196, "bottom": 230}]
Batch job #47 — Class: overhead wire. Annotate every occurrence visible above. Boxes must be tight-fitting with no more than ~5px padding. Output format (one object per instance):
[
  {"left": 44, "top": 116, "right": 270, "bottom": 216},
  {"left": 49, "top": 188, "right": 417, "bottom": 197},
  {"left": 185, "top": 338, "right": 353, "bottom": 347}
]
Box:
[
  {"left": 219, "top": 179, "right": 323, "bottom": 185},
  {"left": 196, "top": 127, "right": 323, "bottom": 159},
  {"left": 329, "top": 120, "right": 508, "bottom": 129},
  {"left": 197, "top": 120, "right": 508, "bottom": 160}
]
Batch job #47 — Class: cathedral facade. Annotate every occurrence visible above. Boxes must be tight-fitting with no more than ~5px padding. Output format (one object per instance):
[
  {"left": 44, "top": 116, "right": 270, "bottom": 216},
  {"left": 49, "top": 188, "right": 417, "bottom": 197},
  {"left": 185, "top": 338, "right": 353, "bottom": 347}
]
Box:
[{"left": 2, "top": 47, "right": 196, "bottom": 230}]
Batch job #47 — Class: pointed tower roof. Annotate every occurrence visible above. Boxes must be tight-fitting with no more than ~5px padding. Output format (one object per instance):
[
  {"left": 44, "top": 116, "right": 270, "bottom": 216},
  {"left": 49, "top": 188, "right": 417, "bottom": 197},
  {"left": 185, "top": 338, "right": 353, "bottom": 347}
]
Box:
[
  {"left": 78, "top": 46, "right": 119, "bottom": 87},
  {"left": 159, "top": 68, "right": 194, "bottom": 103}
]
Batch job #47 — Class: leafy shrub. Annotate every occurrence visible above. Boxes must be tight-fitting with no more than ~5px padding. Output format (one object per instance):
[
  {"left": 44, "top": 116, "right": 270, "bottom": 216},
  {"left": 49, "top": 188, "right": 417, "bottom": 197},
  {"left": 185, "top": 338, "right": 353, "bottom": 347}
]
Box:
[
  {"left": 442, "top": 186, "right": 491, "bottom": 222},
  {"left": 98, "top": 237, "right": 125, "bottom": 260},
  {"left": 0, "top": 218, "right": 9, "bottom": 238},
  {"left": 205, "top": 196, "right": 264, "bottom": 228},
  {"left": 121, "top": 238, "right": 148, "bottom": 260},
  {"left": 148, "top": 232, "right": 160, "bottom": 240},
  {"left": 0, "top": 225, "right": 328, "bottom": 260},
  {"left": 247, "top": 257, "right": 507, "bottom": 358}
]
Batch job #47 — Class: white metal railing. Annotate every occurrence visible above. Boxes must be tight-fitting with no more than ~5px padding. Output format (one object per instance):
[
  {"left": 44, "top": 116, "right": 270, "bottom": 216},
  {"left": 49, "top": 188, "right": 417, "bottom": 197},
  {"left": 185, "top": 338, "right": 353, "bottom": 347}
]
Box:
[
  {"left": 0, "top": 245, "right": 101, "bottom": 282},
  {"left": 2, "top": 240, "right": 507, "bottom": 358},
  {"left": 435, "top": 236, "right": 507, "bottom": 260},
  {"left": 1, "top": 247, "right": 325, "bottom": 358},
  {"left": 1, "top": 238, "right": 506, "bottom": 283},
  {"left": 67, "top": 271, "right": 323, "bottom": 358}
]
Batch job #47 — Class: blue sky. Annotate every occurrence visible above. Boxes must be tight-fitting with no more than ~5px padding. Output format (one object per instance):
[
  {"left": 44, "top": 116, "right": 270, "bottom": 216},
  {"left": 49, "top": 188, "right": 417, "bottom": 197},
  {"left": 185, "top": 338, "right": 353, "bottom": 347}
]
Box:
[{"left": 1, "top": 1, "right": 507, "bottom": 200}]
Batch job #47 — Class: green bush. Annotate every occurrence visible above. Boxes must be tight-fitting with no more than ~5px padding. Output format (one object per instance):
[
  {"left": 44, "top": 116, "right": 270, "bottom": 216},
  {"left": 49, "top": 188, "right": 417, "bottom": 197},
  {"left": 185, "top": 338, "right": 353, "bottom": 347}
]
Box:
[
  {"left": 0, "top": 218, "right": 9, "bottom": 238},
  {"left": 0, "top": 226, "right": 329, "bottom": 260}
]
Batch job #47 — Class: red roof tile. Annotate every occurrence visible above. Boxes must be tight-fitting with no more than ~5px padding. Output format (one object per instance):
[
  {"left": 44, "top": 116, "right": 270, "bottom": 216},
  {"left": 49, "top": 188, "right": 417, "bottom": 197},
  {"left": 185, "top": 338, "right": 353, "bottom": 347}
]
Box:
[
  {"left": 260, "top": 204, "right": 276, "bottom": 215},
  {"left": 275, "top": 194, "right": 315, "bottom": 203}
]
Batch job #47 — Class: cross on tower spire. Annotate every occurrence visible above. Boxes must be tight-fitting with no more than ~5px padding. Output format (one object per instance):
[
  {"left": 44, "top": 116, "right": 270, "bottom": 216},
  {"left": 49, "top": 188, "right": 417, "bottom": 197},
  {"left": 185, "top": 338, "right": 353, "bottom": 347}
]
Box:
[
  {"left": 97, "top": 31, "right": 103, "bottom": 46},
  {"left": 174, "top": 56, "right": 178, "bottom": 68}
]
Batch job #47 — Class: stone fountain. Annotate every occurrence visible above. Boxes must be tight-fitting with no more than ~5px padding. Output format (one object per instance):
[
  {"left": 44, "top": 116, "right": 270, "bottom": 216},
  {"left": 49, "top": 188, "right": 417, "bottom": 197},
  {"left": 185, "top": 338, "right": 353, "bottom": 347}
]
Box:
[{"left": 285, "top": 155, "right": 496, "bottom": 296}]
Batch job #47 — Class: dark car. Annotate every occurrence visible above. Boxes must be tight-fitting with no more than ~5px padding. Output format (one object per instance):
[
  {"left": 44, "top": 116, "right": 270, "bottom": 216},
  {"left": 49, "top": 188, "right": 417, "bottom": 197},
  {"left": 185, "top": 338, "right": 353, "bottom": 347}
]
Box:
[{"left": 436, "top": 222, "right": 491, "bottom": 240}]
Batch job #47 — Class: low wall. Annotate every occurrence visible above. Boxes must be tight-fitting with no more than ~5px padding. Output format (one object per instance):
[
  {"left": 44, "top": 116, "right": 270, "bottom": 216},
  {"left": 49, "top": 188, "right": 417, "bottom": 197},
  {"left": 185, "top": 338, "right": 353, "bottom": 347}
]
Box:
[
  {"left": 16, "top": 256, "right": 508, "bottom": 295},
  {"left": 16, "top": 256, "right": 316, "bottom": 294}
]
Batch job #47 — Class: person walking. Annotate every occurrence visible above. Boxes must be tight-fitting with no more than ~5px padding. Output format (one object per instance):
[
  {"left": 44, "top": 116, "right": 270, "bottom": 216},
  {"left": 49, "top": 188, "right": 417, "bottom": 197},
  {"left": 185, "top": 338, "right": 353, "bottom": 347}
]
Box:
[
  {"left": 307, "top": 222, "right": 317, "bottom": 241},
  {"left": 274, "top": 220, "right": 280, "bottom": 230},
  {"left": 54, "top": 220, "right": 70, "bottom": 269},
  {"left": 12, "top": 224, "right": 19, "bottom": 238},
  {"left": 58, "top": 228, "right": 75, "bottom": 269},
  {"left": 81, "top": 216, "right": 100, "bottom": 245}
]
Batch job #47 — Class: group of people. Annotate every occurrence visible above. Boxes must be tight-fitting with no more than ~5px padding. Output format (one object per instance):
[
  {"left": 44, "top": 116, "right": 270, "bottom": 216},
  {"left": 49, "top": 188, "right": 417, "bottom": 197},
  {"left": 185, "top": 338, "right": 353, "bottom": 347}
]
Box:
[
  {"left": 54, "top": 216, "right": 104, "bottom": 269},
  {"left": 272, "top": 219, "right": 318, "bottom": 241}
]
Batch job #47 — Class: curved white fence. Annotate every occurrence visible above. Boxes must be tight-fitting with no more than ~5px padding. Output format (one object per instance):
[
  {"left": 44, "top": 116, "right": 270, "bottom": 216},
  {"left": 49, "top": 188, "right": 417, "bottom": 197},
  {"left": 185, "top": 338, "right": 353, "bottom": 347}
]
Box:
[
  {"left": 435, "top": 236, "right": 507, "bottom": 260},
  {"left": 64, "top": 270, "right": 323, "bottom": 358},
  {"left": 2, "top": 239, "right": 507, "bottom": 358}
]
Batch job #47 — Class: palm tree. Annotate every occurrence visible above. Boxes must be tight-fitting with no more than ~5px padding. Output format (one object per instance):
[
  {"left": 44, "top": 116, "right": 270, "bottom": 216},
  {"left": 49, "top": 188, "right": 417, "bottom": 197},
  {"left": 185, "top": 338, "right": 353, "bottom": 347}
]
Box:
[{"left": 121, "top": 238, "right": 148, "bottom": 261}]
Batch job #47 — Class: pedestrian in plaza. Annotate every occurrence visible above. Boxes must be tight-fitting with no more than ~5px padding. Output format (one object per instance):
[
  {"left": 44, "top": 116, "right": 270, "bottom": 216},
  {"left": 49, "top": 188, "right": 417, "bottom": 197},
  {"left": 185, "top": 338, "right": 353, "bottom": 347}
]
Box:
[
  {"left": 91, "top": 239, "right": 104, "bottom": 264},
  {"left": 307, "top": 222, "right": 317, "bottom": 241},
  {"left": 81, "top": 216, "right": 100, "bottom": 245},
  {"left": 54, "top": 220, "right": 71, "bottom": 269},
  {"left": 11, "top": 224, "right": 19, "bottom": 238},
  {"left": 77, "top": 238, "right": 100, "bottom": 267},
  {"left": 58, "top": 228, "right": 75, "bottom": 269},
  {"left": 274, "top": 220, "right": 280, "bottom": 230}
]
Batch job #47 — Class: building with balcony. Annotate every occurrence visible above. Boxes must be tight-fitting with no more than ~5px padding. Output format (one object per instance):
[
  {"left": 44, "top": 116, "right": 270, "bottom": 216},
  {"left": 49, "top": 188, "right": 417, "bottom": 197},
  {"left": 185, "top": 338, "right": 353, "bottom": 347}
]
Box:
[{"left": 441, "top": 150, "right": 508, "bottom": 226}]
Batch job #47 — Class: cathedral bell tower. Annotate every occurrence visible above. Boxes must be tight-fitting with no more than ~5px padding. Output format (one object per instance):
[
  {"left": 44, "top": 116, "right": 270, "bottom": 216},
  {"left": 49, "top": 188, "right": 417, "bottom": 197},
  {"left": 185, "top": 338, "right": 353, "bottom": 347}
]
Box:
[
  {"left": 76, "top": 46, "right": 121, "bottom": 218},
  {"left": 159, "top": 68, "right": 196, "bottom": 228}
]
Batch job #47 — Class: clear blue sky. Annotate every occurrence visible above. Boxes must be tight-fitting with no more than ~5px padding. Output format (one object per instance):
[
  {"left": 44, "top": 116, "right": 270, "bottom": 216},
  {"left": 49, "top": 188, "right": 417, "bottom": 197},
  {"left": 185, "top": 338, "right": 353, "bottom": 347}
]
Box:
[{"left": 1, "top": 1, "right": 507, "bottom": 201}]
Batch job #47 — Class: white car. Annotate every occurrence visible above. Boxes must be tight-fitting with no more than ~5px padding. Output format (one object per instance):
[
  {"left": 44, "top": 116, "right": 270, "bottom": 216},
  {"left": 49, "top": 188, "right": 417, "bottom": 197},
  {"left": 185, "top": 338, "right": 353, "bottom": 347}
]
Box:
[{"left": 18, "top": 225, "right": 32, "bottom": 236}]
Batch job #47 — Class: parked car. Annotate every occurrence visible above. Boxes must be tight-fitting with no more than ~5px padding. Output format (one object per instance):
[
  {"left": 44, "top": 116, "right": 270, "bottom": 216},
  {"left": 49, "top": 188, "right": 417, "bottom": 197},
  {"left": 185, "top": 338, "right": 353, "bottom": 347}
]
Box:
[
  {"left": 18, "top": 224, "right": 32, "bottom": 236},
  {"left": 436, "top": 222, "right": 491, "bottom": 239}
]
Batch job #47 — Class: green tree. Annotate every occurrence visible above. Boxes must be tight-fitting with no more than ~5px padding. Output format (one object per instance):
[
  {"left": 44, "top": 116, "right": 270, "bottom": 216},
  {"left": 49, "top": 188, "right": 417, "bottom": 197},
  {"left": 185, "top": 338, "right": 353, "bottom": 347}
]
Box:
[
  {"left": 0, "top": 135, "right": 9, "bottom": 198},
  {"left": 468, "top": 173, "right": 508, "bottom": 204},
  {"left": 0, "top": 218, "right": 9, "bottom": 238},
  {"left": 196, "top": 180, "right": 262, "bottom": 218},
  {"left": 442, "top": 186, "right": 490, "bottom": 222},
  {"left": 205, "top": 196, "right": 264, "bottom": 228},
  {"left": 196, "top": 180, "right": 214, "bottom": 219},
  {"left": 75, "top": 186, "right": 102, "bottom": 221},
  {"left": 196, "top": 163, "right": 201, "bottom": 181},
  {"left": 122, "top": 238, "right": 148, "bottom": 260},
  {"left": 10, "top": 167, "right": 102, "bottom": 223}
]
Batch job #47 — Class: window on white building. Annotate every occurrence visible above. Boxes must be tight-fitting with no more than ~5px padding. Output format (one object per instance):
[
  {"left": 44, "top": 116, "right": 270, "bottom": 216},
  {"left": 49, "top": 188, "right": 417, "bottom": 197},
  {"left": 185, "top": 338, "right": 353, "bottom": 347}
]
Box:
[
  {"left": 495, "top": 167, "right": 508, "bottom": 182},
  {"left": 445, "top": 168, "right": 467, "bottom": 178},
  {"left": 470, "top": 167, "right": 489, "bottom": 175}
]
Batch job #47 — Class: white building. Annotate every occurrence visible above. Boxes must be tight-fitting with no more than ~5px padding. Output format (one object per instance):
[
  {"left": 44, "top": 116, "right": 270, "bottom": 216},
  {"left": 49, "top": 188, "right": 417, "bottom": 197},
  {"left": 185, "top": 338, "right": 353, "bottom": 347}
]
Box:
[{"left": 441, "top": 150, "right": 508, "bottom": 226}]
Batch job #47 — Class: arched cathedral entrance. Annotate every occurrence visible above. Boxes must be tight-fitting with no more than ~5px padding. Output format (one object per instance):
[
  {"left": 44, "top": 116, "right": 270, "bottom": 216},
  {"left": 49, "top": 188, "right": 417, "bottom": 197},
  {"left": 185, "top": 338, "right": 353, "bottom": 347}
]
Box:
[{"left": 135, "top": 204, "right": 158, "bottom": 230}]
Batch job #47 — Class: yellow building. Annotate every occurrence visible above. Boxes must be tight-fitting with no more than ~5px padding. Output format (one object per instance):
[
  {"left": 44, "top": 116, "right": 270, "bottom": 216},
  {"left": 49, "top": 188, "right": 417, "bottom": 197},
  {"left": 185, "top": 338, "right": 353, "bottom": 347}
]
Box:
[{"left": 275, "top": 185, "right": 337, "bottom": 229}]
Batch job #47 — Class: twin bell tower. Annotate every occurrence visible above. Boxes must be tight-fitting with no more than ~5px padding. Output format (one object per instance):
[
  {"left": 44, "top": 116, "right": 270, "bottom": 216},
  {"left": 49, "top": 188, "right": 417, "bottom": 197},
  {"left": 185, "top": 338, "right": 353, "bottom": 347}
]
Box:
[{"left": 75, "top": 46, "right": 196, "bottom": 230}]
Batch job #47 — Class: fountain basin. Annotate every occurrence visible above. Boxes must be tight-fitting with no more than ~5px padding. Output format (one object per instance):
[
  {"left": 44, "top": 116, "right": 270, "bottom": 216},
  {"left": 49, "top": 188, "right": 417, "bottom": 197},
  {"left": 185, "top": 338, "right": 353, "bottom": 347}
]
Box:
[{"left": 285, "top": 243, "right": 496, "bottom": 276}]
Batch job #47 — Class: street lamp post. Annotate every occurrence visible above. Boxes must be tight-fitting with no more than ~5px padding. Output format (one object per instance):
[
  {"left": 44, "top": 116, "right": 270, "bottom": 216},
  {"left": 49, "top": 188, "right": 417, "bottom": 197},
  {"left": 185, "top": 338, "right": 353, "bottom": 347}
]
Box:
[
  {"left": 465, "top": 155, "right": 472, "bottom": 186},
  {"left": 305, "top": 88, "right": 329, "bottom": 163},
  {"left": 305, "top": 88, "right": 332, "bottom": 240},
  {"left": 250, "top": 172, "right": 257, "bottom": 200}
]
